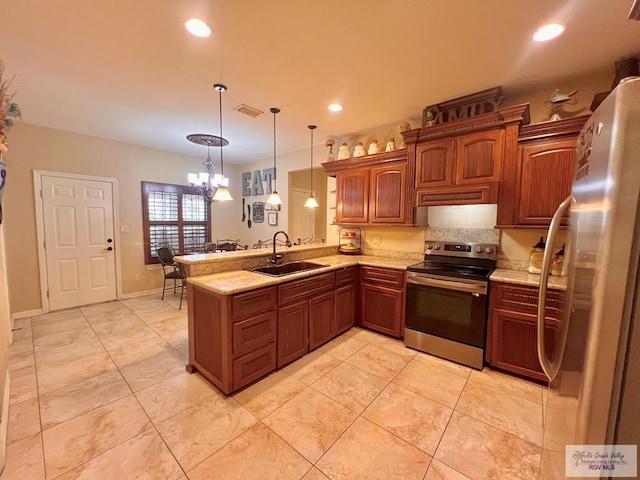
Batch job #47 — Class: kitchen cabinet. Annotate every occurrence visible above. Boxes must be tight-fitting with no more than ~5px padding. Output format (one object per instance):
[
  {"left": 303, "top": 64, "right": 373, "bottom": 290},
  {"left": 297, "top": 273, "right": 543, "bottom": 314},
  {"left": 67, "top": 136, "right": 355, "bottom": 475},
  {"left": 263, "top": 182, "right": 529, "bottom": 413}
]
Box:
[
  {"left": 277, "top": 271, "right": 335, "bottom": 367},
  {"left": 309, "top": 291, "right": 335, "bottom": 350},
  {"left": 369, "top": 162, "right": 407, "bottom": 223},
  {"left": 187, "top": 285, "right": 278, "bottom": 394},
  {"left": 335, "top": 168, "right": 369, "bottom": 223},
  {"left": 415, "top": 130, "right": 504, "bottom": 188},
  {"left": 360, "top": 266, "right": 405, "bottom": 338},
  {"left": 277, "top": 301, "right": 309, "bottom": 368},
  {"left": 334, "top": 266, "right": 359, "bottom": 335},
  {"left": 404, "top": 104, "right": 529, "bottom": 208},
  {"left": 487, "top": 282, "right": 564, "bottom": 382},
  {"left": 324, "top": 150, "right": 413, "bottom": 226},
  {"left": 497, "top": 115, "right": 589, "bottom": 228}
]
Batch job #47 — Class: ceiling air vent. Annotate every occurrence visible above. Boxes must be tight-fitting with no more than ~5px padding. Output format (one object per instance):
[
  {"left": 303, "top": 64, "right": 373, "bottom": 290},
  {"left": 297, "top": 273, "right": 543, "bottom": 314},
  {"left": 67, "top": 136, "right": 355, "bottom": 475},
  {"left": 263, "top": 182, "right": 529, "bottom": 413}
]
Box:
[{"left": 234, "top": 104, "right": 264, "bottom": 118}]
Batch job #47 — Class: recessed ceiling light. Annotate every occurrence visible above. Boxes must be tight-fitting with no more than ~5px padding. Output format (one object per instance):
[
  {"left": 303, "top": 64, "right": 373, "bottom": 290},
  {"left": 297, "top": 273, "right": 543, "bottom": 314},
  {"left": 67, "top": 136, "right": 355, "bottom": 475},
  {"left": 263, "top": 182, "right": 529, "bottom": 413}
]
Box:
[
  {"left": 533, "top": 23, "right": 565, "bottom": 42},
  {"left": 185, "top": 18, "right": 211, "bottom": 38},
  {"left": 328, "top": 103, "right": 343, "bottom": 112}
]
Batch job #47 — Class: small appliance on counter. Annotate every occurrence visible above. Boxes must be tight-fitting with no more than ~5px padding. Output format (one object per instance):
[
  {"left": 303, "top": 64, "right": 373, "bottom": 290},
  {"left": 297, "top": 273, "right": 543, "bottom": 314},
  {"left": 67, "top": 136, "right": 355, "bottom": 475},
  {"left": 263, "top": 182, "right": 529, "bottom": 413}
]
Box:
[
  {"left": 527, "top": 236, "right": 546, "bottom": 274},
  {"left": 338, "top": 226, "right": 361, "bottom": 254}
]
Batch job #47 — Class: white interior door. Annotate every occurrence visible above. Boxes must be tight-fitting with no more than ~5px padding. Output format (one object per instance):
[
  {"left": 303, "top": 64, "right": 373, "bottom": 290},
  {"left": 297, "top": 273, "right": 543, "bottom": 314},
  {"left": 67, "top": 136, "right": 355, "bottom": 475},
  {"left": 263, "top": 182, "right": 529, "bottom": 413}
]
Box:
[
  {"left": 291, "top": 188, "right": 315, "bottom": 243},
  {"left": 41, "top": 175, "right": 116, "bottom": 310}
]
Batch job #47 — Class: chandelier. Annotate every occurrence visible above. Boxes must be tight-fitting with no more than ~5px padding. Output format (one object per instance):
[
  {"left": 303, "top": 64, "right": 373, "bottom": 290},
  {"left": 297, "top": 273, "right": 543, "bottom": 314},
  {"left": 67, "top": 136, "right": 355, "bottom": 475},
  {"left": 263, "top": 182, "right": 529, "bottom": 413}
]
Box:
[{"left": 187, "top": 83, "right": 233, "bottom": 203}]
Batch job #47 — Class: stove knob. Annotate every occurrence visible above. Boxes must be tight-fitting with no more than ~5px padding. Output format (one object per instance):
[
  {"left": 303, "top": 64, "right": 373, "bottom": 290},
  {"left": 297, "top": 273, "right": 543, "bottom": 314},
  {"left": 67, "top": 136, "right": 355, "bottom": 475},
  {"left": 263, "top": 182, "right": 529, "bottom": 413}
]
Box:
[
  {"left": 475, "top": 246, "right": 484, "bottom": 253},
  {"left": 426, "top": 243, "right": 433, "bottom": 250},
  {"left": 484, "top": 246, "right": 494, "bottom": 254},
  {"left": 434, "top": 244, "right": 441, "bottom": 250}
]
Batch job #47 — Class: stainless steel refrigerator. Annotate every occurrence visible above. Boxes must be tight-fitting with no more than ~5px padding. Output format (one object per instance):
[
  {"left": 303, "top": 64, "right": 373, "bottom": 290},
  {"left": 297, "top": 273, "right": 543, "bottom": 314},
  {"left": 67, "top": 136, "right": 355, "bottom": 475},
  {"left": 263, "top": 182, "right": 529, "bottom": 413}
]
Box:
[{"left": 537, "top": 77, "right": 640, "bottom": 478}]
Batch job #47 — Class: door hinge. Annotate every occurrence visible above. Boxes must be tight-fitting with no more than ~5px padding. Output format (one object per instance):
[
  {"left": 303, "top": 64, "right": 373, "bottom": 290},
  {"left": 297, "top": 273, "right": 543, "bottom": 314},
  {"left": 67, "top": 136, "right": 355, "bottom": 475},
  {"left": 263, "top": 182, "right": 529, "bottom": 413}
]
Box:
[
  {"left": 46, "top": 290, "right": 49, "bottom": 298},
  {"left": 43, "top": 241, "right": 46, "bottom": 249},
  {"left": 40, "top": 189, "right": 43, "bottom": 198}
]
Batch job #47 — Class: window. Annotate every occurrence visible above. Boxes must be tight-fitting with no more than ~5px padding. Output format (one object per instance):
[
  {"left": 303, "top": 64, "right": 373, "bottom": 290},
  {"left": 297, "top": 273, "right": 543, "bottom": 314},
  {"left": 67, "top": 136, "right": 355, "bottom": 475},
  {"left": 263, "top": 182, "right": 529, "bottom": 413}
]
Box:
[{"left": 142, "top": 181, "right": 211, "bottom": 264}]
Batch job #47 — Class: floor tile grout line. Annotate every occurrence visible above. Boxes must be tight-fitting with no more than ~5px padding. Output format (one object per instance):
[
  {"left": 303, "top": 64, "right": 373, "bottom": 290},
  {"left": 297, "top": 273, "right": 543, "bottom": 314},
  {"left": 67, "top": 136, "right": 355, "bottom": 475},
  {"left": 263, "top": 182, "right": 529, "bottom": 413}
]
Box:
[{"left": 47, "top": 299, "right": 189, "bottom": 479}]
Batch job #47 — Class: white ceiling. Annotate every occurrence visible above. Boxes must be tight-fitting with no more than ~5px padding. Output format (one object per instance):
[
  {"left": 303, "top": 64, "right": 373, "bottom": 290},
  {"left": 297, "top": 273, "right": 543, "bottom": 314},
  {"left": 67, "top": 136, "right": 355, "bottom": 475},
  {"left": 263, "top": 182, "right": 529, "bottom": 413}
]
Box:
[{"left": 1, "top": 0, "right": 639, "bottom": 164}]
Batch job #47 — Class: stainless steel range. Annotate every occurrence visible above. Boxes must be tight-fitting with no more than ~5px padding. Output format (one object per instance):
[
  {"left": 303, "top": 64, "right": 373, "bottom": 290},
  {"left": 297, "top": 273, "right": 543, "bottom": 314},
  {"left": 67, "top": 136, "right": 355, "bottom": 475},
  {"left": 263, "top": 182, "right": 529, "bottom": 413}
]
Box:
[{"left": 404, "top": 241, "right": 497, "bottom": 369}]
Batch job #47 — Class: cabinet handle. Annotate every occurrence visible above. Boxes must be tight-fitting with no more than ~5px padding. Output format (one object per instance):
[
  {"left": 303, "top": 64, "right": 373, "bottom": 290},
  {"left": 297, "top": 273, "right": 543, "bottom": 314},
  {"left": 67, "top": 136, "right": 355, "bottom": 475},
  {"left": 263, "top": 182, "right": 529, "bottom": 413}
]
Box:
[{"left": 537, "top": 195, "right": 571, "bottom": 381}]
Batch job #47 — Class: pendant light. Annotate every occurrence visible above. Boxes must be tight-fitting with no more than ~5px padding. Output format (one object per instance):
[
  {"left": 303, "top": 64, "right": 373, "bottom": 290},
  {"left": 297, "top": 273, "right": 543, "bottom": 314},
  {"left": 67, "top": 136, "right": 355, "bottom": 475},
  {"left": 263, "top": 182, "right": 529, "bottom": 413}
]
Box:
[
  {"left": 212, "top": 83, "right": 233, "bottom": 202},
  {"left": 304, "top": 125, "right": 319, "bottom": 208},
  {"left": 267, "top": 107, "right": 283, "bottom": 206}
]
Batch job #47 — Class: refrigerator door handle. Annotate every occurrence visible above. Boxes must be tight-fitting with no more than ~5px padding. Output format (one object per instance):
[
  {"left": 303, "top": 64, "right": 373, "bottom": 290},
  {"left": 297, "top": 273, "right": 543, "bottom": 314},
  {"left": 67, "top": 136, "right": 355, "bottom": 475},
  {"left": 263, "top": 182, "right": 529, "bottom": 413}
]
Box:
[{"left": 537, "top": 195, "right": 572, "bottom": 381}]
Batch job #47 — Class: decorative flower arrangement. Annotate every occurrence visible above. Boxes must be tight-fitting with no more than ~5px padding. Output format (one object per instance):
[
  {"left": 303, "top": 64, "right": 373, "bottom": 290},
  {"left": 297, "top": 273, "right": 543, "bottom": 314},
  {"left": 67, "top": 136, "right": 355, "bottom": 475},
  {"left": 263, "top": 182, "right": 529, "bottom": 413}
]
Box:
[{"left": 0, "top": 59, "right": 22, "bottom": 158}]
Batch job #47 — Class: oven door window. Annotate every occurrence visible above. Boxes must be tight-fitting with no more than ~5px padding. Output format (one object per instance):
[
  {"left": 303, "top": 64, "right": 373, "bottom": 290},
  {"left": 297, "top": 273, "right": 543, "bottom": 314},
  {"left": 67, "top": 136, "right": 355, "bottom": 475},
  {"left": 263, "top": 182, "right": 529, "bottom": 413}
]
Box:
[{"left": 405, "top": 283, "right": 487, "bottom": 348}]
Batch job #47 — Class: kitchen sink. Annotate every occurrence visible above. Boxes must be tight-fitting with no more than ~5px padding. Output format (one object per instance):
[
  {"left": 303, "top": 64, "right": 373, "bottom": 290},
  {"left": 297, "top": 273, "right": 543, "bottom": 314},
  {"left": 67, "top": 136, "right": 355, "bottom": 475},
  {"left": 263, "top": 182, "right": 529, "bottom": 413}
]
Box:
[{"left": 252, "top": 261, "right": 328, "bottom": 277}]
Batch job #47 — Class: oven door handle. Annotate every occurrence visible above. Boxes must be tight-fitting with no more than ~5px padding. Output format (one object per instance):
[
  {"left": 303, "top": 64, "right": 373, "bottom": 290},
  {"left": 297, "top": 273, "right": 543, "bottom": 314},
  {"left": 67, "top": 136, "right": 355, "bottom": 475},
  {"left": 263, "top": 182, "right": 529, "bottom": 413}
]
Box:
[{"left": 407, "top": 273, "right": 487, "bottom": 295}]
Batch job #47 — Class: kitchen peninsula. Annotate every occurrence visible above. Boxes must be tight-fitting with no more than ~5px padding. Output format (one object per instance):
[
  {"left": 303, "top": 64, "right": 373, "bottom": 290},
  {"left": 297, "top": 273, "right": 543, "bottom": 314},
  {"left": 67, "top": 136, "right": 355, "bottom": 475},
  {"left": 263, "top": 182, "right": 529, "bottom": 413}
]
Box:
[{"left": 176, "top": 246, "right": 418, "bottom": 395}]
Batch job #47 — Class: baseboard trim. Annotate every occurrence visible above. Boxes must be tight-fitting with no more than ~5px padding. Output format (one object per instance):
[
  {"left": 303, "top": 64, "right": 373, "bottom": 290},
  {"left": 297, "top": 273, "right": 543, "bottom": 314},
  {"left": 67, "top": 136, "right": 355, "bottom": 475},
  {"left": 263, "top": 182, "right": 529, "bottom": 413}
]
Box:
[
  {"left": 0, "top": 370, "right": 11, "bottom": 473},
  {"left": 119, "top": 288, "right": 163, "bottom": 300},
  {"left": 11, "top": 309, "right": 42, "bottom": 321}
]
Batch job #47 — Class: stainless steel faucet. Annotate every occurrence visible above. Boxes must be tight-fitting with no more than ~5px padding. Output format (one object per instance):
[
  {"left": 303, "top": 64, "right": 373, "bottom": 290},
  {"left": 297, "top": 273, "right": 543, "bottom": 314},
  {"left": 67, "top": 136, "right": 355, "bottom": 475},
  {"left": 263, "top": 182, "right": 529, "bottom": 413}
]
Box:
[{"left": 270, "top": 231, "right": 292, "bottom": 264}]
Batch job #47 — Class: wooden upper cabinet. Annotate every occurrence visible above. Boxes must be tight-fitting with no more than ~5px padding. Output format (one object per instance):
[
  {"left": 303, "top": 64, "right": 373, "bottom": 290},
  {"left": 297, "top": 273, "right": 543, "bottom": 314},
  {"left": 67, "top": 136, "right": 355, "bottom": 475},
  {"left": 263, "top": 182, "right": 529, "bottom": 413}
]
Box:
[
  {"left": 415, "top": 139, "right": 456, "bottom": 188},
  {"left": 456, "top": 129, "right": 504, "bottom": 185},
  {"left": 325, "top": 150, "right": 411, "bottom": 226},
  {"left": 369, "top": 162, "right": 407, "bottom": 223},
  {"left": 496, "top": 115, "right": 588, "bottom": 228},
  {"left": 517, "top": 138, "right": 576, "bottom": 225},
  {"left": 336, "top": 169, "right": 369, "bottom": 223}
]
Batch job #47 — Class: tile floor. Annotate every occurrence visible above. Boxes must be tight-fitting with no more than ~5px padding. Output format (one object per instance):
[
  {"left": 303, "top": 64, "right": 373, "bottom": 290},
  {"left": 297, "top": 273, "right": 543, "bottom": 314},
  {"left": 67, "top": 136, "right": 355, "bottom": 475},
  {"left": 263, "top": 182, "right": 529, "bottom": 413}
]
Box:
[{"left": 4, "top": 293, "right": 548, "bottom": 480}]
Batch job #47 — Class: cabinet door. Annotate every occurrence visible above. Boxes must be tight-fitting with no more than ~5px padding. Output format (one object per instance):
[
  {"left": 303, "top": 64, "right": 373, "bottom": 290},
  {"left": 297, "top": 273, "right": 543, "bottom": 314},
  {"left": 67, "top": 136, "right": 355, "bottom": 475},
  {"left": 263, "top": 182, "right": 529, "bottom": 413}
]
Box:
[
  {"left": 360, "top": 284, "right": 404, "bottom": 338},
  {"left": 277, "top": 301, "right": 309, "bottom": 368},
  {"left": 517, "top": 138, "right": 576, "bottom": 225},
  {"left": 489, "top": 308, "right": 559, "bottom": 382},
  {"left": 334, "top": 283, "right": 357, "bottom": 335},
  {"left": 456, "top": 129, "right": 504, "bottom": 185},
  {"left": 336, "top": 169, "right": 369, "bottom": 223},
  {"left": 415, "top": 139, "right": 456, "bottom": 188},
  {"left": 369, "top": 162, "right": 407, "bottom": 224},
  {"left": 309, "top": 291, "right": 335, "bottom": 350}
]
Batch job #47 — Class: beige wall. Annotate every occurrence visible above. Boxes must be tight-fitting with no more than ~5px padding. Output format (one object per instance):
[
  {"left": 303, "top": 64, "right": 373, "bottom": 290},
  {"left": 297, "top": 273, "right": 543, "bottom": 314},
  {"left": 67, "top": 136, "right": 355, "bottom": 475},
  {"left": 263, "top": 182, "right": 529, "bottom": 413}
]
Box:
[
  {"left": 3, "top": 123, "right": 242, "bottom": 313},
  {"left": 504, "top": 65, "right": 613, "bottom": 123},
  {"left": 236, "top": 144, "right": 328, "bottom": 247}
]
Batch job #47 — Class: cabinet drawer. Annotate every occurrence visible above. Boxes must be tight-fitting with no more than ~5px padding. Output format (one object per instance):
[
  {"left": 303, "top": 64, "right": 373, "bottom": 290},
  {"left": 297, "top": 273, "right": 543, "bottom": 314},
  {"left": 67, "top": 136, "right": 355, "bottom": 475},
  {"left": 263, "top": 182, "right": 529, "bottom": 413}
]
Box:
[
  {"left": 231, "top": 287, "right": 277, "bottom": 321},
  {"left": 335, "top": 266, "right": 358, "bottom": 286},
  {"left": 233, "top": 343, "right": 276, "bottom": 391},
  {"left": 232, "top": 310, "right": 277, "bottom": 358},
  {"left": 492, "top": 282, "right": 564, "bottom": 319},
  {"left": 279, "top": 272, "right": 335, "bottom": 305},
  {"left": 361, "top": 266, "right": 405, "bottom": 289}
]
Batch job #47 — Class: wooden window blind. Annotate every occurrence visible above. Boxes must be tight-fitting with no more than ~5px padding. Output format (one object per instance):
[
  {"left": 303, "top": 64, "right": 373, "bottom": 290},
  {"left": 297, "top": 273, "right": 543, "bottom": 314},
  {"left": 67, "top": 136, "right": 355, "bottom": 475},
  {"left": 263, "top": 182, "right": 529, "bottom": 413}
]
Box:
[{"left": 141, "top": 181, "right": 211, "bottom": 264}]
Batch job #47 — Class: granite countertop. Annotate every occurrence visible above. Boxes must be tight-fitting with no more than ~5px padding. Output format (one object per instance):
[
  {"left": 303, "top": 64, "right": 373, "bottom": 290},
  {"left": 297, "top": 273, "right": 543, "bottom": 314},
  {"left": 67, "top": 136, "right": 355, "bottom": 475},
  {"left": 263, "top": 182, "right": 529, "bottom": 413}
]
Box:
[
  {"left": 175, "top": 243, "right": 333, "bottom": 265},
  {"left": 490, "top": 268, "right": 567, "bottom": 291},
  {"left": 187, "top": 255, "right": 419, "bottom": 295}
]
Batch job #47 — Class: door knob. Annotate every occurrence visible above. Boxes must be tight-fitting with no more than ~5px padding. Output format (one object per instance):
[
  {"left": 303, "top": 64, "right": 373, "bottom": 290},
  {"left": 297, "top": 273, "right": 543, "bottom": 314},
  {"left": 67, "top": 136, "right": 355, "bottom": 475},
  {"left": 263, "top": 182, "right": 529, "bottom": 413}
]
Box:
[
  {"left": 107, "top": 246, "right": 113, "bottom": 251},
  {"left": 107, "top": 238, "right": 113, "bottom": 243}
]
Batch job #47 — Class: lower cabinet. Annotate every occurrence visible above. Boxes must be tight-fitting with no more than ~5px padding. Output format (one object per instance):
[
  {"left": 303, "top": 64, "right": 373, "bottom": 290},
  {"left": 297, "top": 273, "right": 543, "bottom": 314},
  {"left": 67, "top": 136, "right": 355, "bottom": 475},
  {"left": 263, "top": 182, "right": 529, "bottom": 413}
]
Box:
[
  {"left": 187, "top": 284, "right": 278, "bottom": 395},
  {"left": 276, "top": 272, "right": 336, "bottom": 368},
  {"left": 309, "top": 291, "right": 336, "bottom": 350},
  {"left": 334, "top": 266, "right": 359, "bottom": 335},
  {"left": 360, "top": 267, "right": 405, "bottom": 338},
  {"left": 487, "top": 282, "right": 564, "bottom": 382},
  {"left": 277, "top": 301, "right": 309, "bottom": 368}
]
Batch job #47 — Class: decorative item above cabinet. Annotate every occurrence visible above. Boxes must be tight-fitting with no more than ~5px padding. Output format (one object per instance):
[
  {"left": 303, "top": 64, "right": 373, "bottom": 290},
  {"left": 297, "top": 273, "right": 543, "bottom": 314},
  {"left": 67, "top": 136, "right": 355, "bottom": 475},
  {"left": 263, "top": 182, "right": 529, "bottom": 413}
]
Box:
[
  {"left": 402, "top": 104, "right": 530, "bottom": 208},
  {"left": 496, "top": 115, "right": 590, "bottom": 228}
]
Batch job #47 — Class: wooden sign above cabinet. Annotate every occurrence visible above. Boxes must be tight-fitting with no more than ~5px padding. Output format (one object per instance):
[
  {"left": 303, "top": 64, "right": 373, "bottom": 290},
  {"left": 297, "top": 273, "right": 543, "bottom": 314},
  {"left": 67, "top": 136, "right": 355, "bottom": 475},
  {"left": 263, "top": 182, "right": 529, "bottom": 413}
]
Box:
[{"left": 421, "top": 87, "right": 518, "bottom": 127}]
